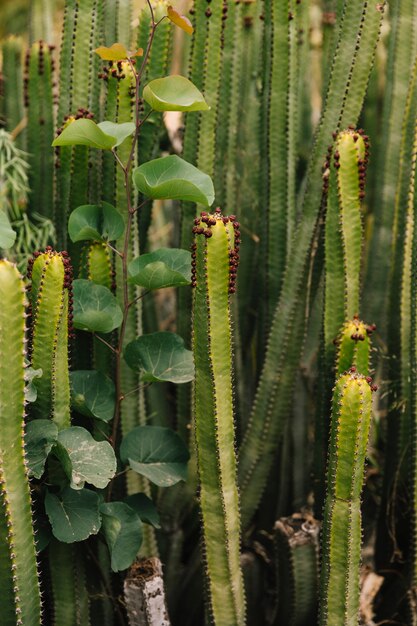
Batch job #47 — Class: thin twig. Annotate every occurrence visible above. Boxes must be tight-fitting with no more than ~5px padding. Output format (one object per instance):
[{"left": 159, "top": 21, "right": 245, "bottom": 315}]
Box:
[{"left": 93, "top": 333, "right": 117, "bottom": 353}]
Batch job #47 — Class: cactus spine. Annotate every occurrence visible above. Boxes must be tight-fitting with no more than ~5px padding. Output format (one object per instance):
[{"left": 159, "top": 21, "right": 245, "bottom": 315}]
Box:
[
  {"left": 24, "top": 40, "right": 55, "bottom": 220},
  {"left": 192, "top": 209, "right": 245, "bottom": 625},
  {"left": 0, "top": 260, "right": 42, "bottom": 626},
  {"left": 28, "top": 248, "right": 72, "bottom": 429},
  {"left": 274, "top": 514, "right": 320, "bottom": 626},
  {"left": 319, "top": 371, "right": 374, "bottom": 626}
]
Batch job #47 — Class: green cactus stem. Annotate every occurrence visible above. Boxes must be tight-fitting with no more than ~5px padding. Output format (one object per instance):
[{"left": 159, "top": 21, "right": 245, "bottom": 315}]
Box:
[
  {"left": 1, "top": 37, "right": 25, "bottom": 142},
  {"left": 365, "top": 0, "right": 417, "bottom": 334},
  {"left": 192, "top": 208, "right": 246, "bottom": 625},
  {"left": 24, "top": 40, "right": 55, "bottom": 221},
  {"left": 0, "top": 260, "right": 42, "bottom": 626},
  {"left": 376, "top": 54, "right": 417, "bottom": 573},
  {"left": 29, "top": 0, "right": 54, "bottom": 44},
  {"left": 28, "top": 248, "right": 72, "bottom": 430},
  {"left": 104, "top": 0, "right": 132, "bottom": 47},
  {"left": 319, "top": 370, "right": 374, "bottom": 626},
  {"left": 58, "top": 0, "right": 103, "bottom": 123},
  {"left": 274, "top": 513, "right": 320, "bottom": 626}
]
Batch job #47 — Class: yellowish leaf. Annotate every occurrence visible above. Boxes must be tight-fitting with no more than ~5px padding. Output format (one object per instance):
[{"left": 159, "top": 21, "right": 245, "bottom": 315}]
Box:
[
  {"left": 95, "top": 43, "right": 129, "bottom": 61},
  {"left": 167, "top": 6, "right": 193, "bottom": 35}
]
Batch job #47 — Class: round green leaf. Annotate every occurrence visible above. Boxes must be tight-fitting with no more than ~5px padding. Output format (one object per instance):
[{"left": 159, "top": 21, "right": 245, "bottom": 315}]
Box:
[
  {"left": 25, "top": 419, "right": 58, "bottom": 479},
  {"left": 52, "top": 118, "right": 116, "bottom": 150},
  {"left": 0, "top": 210, "right": 16, "bottom": 249},
  {"left": 57, "top": 426, "right": 117, "bottom": 489},
  {"left": 124, "top": 331, "right": 194, "bottom": 383},
  {"left": 45, "top": 487, "right": 101, "bottom": 543},
  {"left": 120, "top": 425, "right": 190, "bottom": 487},
  {"left": 124, "top": 493, "right": 161, "bottom": 529},
  {"left": 143, "top": 75, "right": 209, "bottom": 112},
  {"left": 97, "top": 121, "right": 135, "bottom": 147},
  {"left": 73, "top": 279, "right": 123, "bottom": 333},
  {"left": 70, "top": 370, "right": 115, "bottom": 422},
  {"left": 100, "top": 502, "right": 143, "bottom": 572},
  {"left": 68, "top": 202, "right": 125, "bottom": 243},
  {"left": 133, "top": 155, "right": 214, "bottom": 206},
  {"left": 128, "top": 248, "right": 191, "bottom": 290}
]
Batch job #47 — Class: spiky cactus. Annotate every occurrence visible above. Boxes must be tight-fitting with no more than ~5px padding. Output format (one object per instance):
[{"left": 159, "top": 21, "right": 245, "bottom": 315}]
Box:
[
  {"left": 319, "top": 370, "right": 374, "bottom": 626},
  {"left": 24, "top": 40, "right": 55, "bottom": 221},
  {"left": 192, "top": 208, "right": 245, "bottom": 625},
  {"left": 274, "top": 514, "right": 320, "bottom": 626},
  {"left": 0, "top": 260, "right": 42, "bottom": 626},
  {"left": 28, "top": 248, "right": 72, "bottom": 429},
  {"left": 0, "top": 37, "right": 25, "bottom": 142}
]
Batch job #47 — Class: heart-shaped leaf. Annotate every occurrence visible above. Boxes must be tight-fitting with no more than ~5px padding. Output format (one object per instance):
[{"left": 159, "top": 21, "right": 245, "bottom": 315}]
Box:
[
  {"left": 0, "top": 210, "right": 16, "bottom": 248},
  {"left": 124, "top": 493, "right": 161, "bottom": 529},
  {"left": 143, "top": 75, "right": 209, "bottom": 112},
  {"left": 167, "top": 6, "right": 193, "bottom": 34},
  {"left": 97, "top": 121, "right": 135, "bottom": 148},
  {"left": 45, "top": 487, "right": 101, "bottom": 543},
  {"left": 70, "top": 370, "right": 115, "bottom": 422},
  {"left": 100, "top": 502, "right": 143, "bottom": 571},
  {"left": 124, "top": 332, "right": 194, "bottom": 383},
  {"left": 73, "top": 279, "right": 123, "bottom": 333},
  {"left": 95, "top": 43, "right": 143, "bottom": 61},
  {"left": 52, "top": 118, "right": 116, "bottom": 150},
  {"left": 128, "top": 248, "right": 191, "bottom": 289},
  {"left": 25, "top": 419, "right": 58, "bottom": 479},
  {"left": 68, "top": 202, "right": 125, "bottom": 243},
  {"left": 57, "top": 426, "right": 116, "bottom": 489},
  {"left": 133, "top": 155, "right": 214, "bottom": 206},
  {"left": 120, "top": 425, "right": 190, "bottom": 487}
]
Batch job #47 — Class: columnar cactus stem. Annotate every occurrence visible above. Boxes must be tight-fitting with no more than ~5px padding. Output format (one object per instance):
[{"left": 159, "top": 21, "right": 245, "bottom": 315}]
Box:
[
  {"left": 365, "top": 0, "right": 417, "bottom": 332},
  {"left": 274, "top": 514, "right": 320, "bottom": 626},
  {"left": 319, "top": 370, "right": 374, "bottom": 626},
  {"left": 0, "top": 260, "right": 42, "bottom": 626},
  {"left": 24, "top": 40, "right": 55, "bottom": 220},
  {"left": 104, "top": 0, "right": 132, "bottom": 48},
  {"left": 58, "top": 0, "right": 103, "bottom": 122},
  {"left": 28, "top": 248, "right": 72, "bottom": 430},
  {"left": 1, "top": 37, "right": 25, "bottom": 142},
  {"left": 192, "top": 209, "right": 245, "bottom": 625}
]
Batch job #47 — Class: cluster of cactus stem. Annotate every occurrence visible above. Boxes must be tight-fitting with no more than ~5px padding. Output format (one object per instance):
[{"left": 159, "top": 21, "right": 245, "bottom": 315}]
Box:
[{"left": 5, "top": 0, "right": 417, "bottom": 624}]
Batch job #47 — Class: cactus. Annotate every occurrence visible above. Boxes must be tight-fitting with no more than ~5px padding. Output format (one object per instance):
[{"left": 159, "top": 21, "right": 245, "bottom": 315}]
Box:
[
  {"left": 29, "top": 0, "right": 54, "bottom": 44},
  {"left": 376, "top": 55, "right": 417, "bottom": 573},
  {"left": 238, "top": 1, "right": 385, "bottom": 529},
  {"left": 319, "top": 371, "right": 374, "bottom": 626},
  {"left": 192, "top": 209, "right": 246, "bottom": 625},
  {"left": 1, "top": 37, "right": 25, "bottom": 141},
  {"left": 28, "top": 248, "right": 72, "bottom": 430},
  {"left": 57, "top": 0, "right": 103, "bottom": 123},
  {"left": 274, "top": 514, "right": 320, "bottom": 626},
  {"left": 0, "top": 260, "right": 42, "bottom": 626},
  {"left": 365, "top": 0, "right": 417, "bottom": 334},
  {"left": 24, "top": 40, "right": 55, "bottom": 221},
  {"left": 103, "top": 0, "right": 132, "bottom": 48}
]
